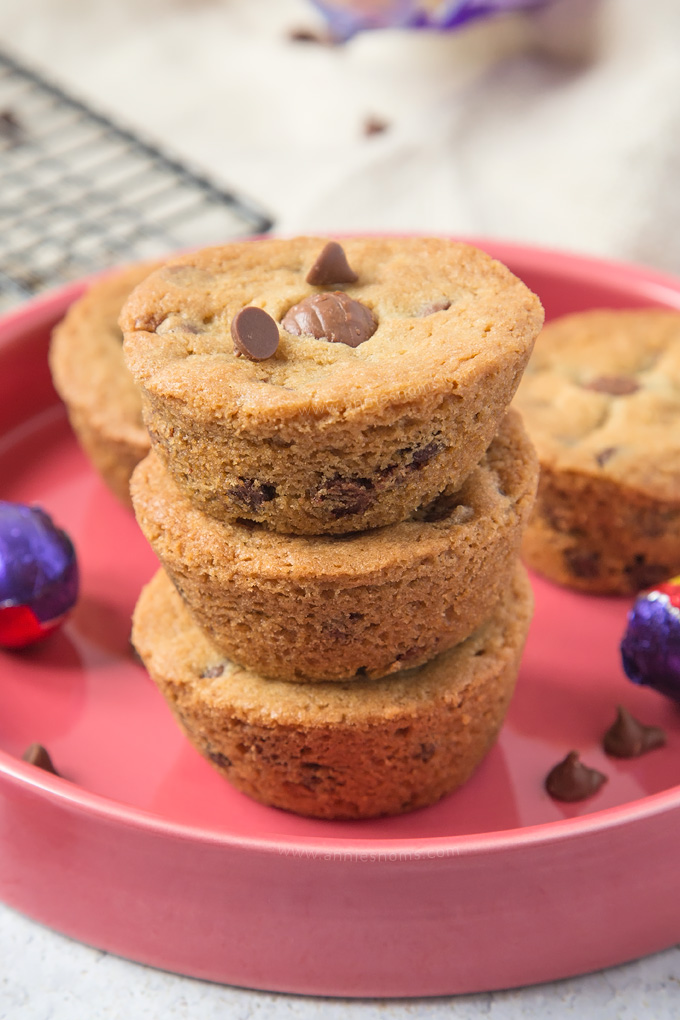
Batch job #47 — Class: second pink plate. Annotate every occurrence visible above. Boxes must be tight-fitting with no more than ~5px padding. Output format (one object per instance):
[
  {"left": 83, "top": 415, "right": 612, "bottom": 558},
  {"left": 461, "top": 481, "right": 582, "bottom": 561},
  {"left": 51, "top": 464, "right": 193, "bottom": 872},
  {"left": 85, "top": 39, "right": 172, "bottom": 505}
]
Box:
[{"left": 1, "top": 241, "right": 680, "bottom": 997}]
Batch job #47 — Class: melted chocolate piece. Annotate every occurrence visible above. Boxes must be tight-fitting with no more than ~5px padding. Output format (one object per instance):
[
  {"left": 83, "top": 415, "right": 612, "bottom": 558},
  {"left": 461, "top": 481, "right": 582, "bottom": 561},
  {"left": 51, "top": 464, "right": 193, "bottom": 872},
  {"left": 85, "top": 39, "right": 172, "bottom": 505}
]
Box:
[
  {"left": 603, "top": 706, "right": 666, "bottom": 758},
  {"left": 417, "top": 743, "right": 436, "bottom": 763},
  {"left": 22, "top": 743, "right": 59, "bottom": 776},
  {"left": 229, "top": 478, "right": 277, "bottom": 511},
  {"left": 312, "top": 476, "right": 376, "bottom": 517},
  {"left": 231, "top": 306, "right": 279, "bottom": 361},
  {"left": 306, "top": 242, "right": 359, "bottom": 286},
  {"left": 585, "top": 376, "right": 640, "bottom": 396},
  {"left": 545, "top": 751, "right": 607, "bottom": 802},
  {"left": 283, "top": 292, "right": 377, "bottom": 348}
]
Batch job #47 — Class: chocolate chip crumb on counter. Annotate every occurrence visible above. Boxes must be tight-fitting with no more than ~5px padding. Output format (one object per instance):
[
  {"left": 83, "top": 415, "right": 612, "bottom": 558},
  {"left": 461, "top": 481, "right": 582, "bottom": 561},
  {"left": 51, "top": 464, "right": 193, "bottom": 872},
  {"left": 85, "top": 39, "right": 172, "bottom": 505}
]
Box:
[
  {"left": 121, "top": 236, "right": 543, "bottom": 534},
  {"left": 514, "top": 309, "right": 680, "bottom": 594},
  {"left": 131, "top": 565, "right": 534, "bottom": 819}
]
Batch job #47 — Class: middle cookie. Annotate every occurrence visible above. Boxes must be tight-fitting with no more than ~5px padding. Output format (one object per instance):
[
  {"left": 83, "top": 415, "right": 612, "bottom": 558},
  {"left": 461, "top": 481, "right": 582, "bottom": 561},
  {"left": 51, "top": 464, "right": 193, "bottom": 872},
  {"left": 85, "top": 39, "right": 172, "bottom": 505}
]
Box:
[{"left": 131, "top": 409, "right": 538, "bottom": 682}]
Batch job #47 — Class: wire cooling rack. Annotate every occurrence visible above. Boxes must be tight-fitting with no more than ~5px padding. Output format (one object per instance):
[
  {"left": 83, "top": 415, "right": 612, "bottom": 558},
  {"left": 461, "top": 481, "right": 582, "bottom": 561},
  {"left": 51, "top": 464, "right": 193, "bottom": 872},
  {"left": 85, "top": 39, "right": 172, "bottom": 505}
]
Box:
[{"left": 0, "top": 47, "right": 274, "bottom": 311}]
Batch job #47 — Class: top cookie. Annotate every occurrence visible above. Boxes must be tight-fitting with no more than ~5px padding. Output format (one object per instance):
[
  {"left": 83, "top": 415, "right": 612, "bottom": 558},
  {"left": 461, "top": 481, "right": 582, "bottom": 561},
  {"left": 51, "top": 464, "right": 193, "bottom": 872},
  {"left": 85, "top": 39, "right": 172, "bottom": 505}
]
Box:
[
  {"left": 121, "top": 236, "right": 543, "bottom": 533},
  {"left": 515, "top": 309, "right": 680, "bottom": 502}
]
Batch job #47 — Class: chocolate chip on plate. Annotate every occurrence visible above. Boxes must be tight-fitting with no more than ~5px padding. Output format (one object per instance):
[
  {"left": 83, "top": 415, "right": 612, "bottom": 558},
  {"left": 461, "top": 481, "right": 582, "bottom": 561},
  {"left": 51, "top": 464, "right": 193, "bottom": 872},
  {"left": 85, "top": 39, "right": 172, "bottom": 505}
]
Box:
[
  {"left": 282, "top": 292, "right": 377, "bottom": 348},
  {"left": 545, "top": 750, "right": 607, "bottom": 802},
  {"left": 306, "top": 242, "right": 359, "bottom": 286},
  {"left": 231, "top": 307, "right": 279, "bottom": 361},
  {"left": 603, "top": 705, "right": 666, "bottom": 758},
  {"left": 584, "top": 376, "right": 640, "bottom": 396},
  {"left": 22, "top": 743, "right": 60, "bottom": 776}
]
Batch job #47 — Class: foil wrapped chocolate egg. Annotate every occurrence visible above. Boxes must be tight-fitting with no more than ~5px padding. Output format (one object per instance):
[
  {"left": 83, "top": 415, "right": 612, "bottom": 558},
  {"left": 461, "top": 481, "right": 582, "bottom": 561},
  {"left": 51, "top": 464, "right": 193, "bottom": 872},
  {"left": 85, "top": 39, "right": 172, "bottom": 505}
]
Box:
[
  {"left": 620, "top": 577, "right": 680, "bottom": 703},
  {"left": 0, "top": 501, "right": 78, "bottom": 648}
]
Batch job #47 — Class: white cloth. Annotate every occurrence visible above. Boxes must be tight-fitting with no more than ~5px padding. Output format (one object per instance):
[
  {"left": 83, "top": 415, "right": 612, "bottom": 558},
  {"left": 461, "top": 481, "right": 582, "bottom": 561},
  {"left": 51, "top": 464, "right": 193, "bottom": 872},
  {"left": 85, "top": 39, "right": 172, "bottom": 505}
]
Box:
[{"left": 2, "top": 0, "right": 680, "bottom": 273}]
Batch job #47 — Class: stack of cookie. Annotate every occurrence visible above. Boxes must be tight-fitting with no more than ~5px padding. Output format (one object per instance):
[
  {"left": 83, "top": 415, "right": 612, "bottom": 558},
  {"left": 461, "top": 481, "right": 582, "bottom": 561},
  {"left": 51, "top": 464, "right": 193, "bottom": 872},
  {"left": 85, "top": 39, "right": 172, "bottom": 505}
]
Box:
[{"left": 122, "top": 237, "right": 543, "bottom": 819}]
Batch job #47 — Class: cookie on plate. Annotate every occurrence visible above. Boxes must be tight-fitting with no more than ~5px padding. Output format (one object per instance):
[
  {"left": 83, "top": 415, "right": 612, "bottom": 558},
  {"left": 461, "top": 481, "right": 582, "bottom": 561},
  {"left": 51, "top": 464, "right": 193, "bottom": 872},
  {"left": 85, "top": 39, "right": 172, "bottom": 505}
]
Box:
[
  {"left": 514, "top": 309, "right": 680, "bottom": 594},
  {"left": 50, "top": 262, "right": 160, "bottom": 508},
  {"left": 131, "top": 564, "right": 534, "bottom": 819},
  {"left": 131, "top": 409, "right": 538, "bottom": 682},
  {"left": 121, "top": 236, "right": 543, "bottom": 534}
]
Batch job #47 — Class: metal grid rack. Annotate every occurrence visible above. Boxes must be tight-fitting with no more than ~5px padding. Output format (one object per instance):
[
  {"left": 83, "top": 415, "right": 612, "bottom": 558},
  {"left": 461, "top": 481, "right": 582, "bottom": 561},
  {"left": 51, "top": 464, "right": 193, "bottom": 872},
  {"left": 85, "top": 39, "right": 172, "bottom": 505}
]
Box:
[{"left": 0, "top": 47, "right": 274, "bottom": 311}]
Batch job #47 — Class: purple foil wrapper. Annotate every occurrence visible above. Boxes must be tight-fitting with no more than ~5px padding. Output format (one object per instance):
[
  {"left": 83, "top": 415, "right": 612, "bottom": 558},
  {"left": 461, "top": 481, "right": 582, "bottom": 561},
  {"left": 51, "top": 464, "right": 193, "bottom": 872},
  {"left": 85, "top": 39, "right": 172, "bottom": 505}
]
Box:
[
  {"left": 621, "top": 590, "right": 680, "bottom": 704},
  {"left": 312, "top": 0, "right": 551, "bottom": 38},
  {"left": 0, "top": 501, "right": 78, "bottom": 625}
]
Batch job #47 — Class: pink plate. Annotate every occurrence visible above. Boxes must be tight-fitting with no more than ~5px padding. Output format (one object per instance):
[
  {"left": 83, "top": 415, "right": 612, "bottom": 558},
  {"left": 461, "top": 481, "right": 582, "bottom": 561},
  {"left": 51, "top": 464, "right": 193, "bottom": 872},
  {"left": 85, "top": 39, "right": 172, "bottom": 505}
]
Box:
[{"left": 1, "top": 242, "right": 680, "bottom": 998}]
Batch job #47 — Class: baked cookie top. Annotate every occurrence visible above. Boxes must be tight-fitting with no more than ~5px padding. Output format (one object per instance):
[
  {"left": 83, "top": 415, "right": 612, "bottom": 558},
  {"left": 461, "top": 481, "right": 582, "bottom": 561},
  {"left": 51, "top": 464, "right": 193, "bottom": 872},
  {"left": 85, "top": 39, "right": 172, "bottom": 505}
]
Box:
[
  {"left": 50, "top": 261, "right": 161, "bottom": 441},
  {"left": 120, "top": 236, "right": 543, "bottom": 431},
  {"left": 514, "top": 309, "right": 680, "bottom": 501}
]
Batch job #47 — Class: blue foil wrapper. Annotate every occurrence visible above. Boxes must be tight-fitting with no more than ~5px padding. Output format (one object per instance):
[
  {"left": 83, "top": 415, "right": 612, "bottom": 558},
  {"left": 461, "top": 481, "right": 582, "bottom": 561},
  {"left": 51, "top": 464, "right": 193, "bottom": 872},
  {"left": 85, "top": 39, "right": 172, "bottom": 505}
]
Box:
[
  {"left": 621, "top": 585, "right": 680, "bottom": 704},
  {"left": 312, "top": 0, "right": 550, "bottom": 38},
  {"left": 0, "top": 502, "right": 78, "bottom": 634}
]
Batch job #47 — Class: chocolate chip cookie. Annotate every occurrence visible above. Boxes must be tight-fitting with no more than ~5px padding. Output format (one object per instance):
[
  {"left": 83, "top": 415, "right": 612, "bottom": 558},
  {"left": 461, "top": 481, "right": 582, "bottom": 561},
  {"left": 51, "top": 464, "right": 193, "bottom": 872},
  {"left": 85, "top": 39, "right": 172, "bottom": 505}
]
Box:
[
  {"left": 514, "top": 309, "right": 680, "bottom": 593},
  {"left": 50, "top": 262, "right": 160, "bottom": 507},
  {"left": 121, "top": 236, "right": 543, "bottom": 534},
  {"left": 131, "top": 563, "right": 534, "bottom": 819},
  {"left": 131, "top": 409, "right": 537, "bottom": 682}
]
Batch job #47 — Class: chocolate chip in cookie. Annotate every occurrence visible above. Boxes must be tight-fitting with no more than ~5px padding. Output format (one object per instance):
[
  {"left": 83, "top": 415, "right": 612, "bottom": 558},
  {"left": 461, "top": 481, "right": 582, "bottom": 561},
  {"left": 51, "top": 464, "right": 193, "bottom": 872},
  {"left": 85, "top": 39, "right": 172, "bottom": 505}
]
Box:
[
  {"left": 231, "top": 306, "right": 279, "bottom": 361},
  {"left": 306, "top": 241, "right": 358, "bottom": 286}
]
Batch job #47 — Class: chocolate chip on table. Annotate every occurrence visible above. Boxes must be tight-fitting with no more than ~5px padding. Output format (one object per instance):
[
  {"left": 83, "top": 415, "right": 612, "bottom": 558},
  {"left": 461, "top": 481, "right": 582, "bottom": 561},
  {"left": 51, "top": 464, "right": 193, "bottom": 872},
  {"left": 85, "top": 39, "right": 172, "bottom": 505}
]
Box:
[
  {"left": 287, "top": 26, "right": 336, "bottom": 45},
  {"left": 410, "top": 440, "right": 444, "bottom": 468},
  {"left": 306, "top": 242, "right": 359, "bottom": 286},
  {"left": 22, "top": 743, "right": 59, "bottom": 776},
  {"left": 603, "top": 705, "right": 666, "bottom": 758},
  {"left": 282, "top": 292, "right": 377, "bottom": 348},
  {"left": 545, "top": 751, "right": 607, "bottom": 802},
  {"left": 0, "top": 109, "right": 24, "bottom": 144},
  {"left": 363, "top": 116, "right": 390, "bottom": 137},
  {"left": 584, "top": 376, "right": 640, "bottom": 396},
  {"left": 231, "top": 306, "right": 280, "bottom": 361}
]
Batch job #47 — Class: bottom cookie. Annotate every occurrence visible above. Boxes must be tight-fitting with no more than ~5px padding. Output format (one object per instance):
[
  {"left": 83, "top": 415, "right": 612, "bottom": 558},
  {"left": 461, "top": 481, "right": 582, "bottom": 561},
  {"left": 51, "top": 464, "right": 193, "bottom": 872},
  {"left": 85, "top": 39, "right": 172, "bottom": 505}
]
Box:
[{"left": 132, "top": 566, "right": 533, "bottom": 819}]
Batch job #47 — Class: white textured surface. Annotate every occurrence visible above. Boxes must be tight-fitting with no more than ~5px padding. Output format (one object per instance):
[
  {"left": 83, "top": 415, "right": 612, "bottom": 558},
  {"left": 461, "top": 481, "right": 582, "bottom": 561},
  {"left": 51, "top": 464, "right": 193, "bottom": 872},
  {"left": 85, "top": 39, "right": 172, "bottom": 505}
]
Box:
[
  {"left": 1, "top": 0, "right": 680, "bottom": 1014},
  {"left": 1, "top": 904, "right": 680, "bottom": 1018}
]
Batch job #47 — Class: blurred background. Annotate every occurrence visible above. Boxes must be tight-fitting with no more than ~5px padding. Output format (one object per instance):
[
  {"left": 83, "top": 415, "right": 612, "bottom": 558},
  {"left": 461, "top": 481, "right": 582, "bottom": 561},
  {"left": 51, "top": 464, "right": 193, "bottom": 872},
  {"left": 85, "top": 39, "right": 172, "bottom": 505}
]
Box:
[{"left": 1, "top": 0, "right": 680, "bottom": 310}]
